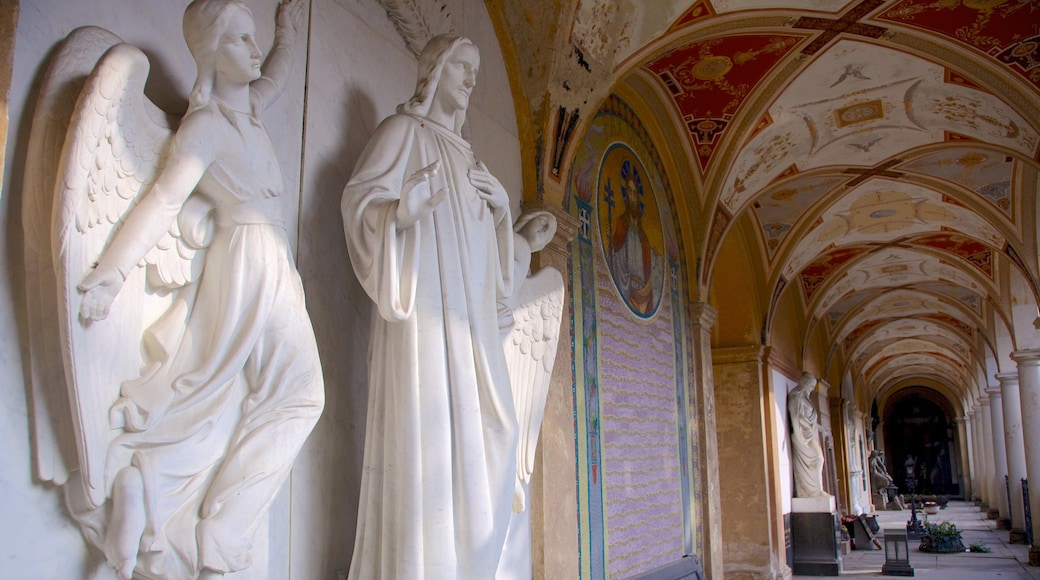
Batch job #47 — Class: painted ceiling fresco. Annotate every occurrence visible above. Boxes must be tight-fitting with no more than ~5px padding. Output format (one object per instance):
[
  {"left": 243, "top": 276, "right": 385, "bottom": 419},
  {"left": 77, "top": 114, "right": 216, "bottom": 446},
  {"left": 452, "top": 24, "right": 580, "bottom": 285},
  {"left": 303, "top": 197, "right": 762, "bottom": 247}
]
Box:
[
  {"left": 644, "top": 34, "right": 802, "bottom": 172},
  {"left": 567, "top": 0, "right": 1040, "bottom": 401}
]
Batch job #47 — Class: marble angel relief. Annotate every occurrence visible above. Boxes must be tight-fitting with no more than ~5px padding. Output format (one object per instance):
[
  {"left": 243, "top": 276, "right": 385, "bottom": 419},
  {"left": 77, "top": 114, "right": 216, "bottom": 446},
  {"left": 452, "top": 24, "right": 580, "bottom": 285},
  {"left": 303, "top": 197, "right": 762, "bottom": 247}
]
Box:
[
  {"left": 497, "top": 210, "right": 566, "bottom": 580},
  {"left": 22, "top": 1, "right": 324, "bottom": 579}
]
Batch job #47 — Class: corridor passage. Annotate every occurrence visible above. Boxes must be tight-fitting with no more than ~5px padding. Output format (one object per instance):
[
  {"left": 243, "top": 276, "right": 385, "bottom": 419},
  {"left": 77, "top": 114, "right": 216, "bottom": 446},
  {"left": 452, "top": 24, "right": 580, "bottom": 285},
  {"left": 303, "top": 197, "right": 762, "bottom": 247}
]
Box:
[{"left": 794, "top": 501, "right": 1040, "bottom": 579}]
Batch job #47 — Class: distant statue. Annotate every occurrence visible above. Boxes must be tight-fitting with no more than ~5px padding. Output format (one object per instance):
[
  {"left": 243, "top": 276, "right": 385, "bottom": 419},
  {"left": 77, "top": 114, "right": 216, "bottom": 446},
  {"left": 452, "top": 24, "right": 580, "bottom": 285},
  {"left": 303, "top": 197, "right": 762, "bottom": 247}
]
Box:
[
  {"left": 496, "top": 210, "right": 566, "bottom": 580},
  {"left": 23, "top": 1, "right": 324, "bottom": 578},
  {"left": 342, "top": 35, "right": 518, "bottom": 579},
  {"left": 789, "top": 372, "right": 828, "bottom": 498},
  {"left": 870, "top": 450, "right": 895, "bottom": 489}
]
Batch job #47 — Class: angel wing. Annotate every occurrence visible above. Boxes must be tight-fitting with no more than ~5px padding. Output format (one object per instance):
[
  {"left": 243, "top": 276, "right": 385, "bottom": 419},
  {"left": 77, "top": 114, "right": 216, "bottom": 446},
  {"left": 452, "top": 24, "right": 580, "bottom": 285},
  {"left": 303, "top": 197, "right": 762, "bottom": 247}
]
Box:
[
  {"left": 36, "top": 35, "right": 208, "bottom": 509},
  {"left": 504, "top": 266, "right": 566, "bottom": 486},
  {"left": 23, "top": 26, "right": 123, "bottom": 487}
]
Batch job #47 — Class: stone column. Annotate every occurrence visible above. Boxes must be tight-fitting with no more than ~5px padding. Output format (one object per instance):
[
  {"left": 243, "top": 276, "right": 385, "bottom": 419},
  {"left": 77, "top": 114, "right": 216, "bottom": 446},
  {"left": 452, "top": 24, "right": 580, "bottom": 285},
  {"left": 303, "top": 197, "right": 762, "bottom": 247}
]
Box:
[
  {"left": 985, "top": 391, "right": 1010, "bottom": 524},
  {"left": 978, "top": 395, "right": 994, "bottom": 512},
  {"left": 713, "top": 346, "right": 787, "bottom": 580},
  {"left": 956, "top": 416, "right": 973, "bottom": 501},
  {"left": 522, "top": 202, "right": 580, "bottom": 580},
  {"left": 997, "top": 372, "right": 1029, "bottom": 542},
  {"left": 1010, "top": 349, "right": 1040, "bottom": 565},
  {"left": 691, "top": 303, "right": 723, "bottom": 579}
]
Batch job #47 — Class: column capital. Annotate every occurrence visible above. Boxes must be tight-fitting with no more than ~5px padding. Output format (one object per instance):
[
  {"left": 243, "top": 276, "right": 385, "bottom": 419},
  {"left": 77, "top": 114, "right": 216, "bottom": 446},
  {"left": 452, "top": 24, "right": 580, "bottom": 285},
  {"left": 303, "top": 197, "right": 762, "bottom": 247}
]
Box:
[
  {"left": 985, "top": 384, "right": 1002, "bottom": 397},
  {"left": 521, "top": 201, "right": 579, "bottom": 261},
  {"left": 1011, "top": 349, "right": 1040, "bottom": 366},
  {"left": 978, "top": 393, "right": 991, "bottom": 406},
  {"left": 690, "top": 302, "right": 717, "bottom": 329},
  {"left": 995, "top": 372, "right": 1019, "bottom": 386}
]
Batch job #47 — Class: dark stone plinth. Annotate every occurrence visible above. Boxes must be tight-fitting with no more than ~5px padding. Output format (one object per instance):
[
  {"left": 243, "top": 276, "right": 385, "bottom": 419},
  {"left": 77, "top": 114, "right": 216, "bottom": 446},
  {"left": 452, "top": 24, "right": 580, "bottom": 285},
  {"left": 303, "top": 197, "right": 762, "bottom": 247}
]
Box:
[
  {"left": 997, "top": 517, "right": 1012, "bottom": 530},
  {"left": 791, "top": 511, "right": 842, "bottom": 576},
  {"left": 1029, "top": 546, "right": 1040, "bottom": 567},
  {"left": 1010, "top": 528, "right": 1029, "bottom": 544},
  {"left": 882, "top": 560, "right": 915, "bottom": 576},
  {"left": 987, "top": 508, "right": 1000, "bottom": 520}
]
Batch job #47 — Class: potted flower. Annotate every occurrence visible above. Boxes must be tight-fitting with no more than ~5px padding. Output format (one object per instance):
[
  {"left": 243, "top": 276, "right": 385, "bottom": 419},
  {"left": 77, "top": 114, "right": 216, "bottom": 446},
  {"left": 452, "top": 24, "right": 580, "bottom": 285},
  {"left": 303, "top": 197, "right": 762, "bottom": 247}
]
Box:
[
  {"left": 920, "top": 521, "right": 965, "bottom": 553},
  {"left": 923, "top": 501, "right": 940, "bottom": 515}
]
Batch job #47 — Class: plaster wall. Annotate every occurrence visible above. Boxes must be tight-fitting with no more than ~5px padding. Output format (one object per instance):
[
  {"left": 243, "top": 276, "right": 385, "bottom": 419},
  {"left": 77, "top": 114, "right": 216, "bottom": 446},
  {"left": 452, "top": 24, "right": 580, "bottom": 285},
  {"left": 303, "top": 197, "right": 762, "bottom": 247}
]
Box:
[{"left": 0, "top": 0, "right": 520, "bottom": 577}]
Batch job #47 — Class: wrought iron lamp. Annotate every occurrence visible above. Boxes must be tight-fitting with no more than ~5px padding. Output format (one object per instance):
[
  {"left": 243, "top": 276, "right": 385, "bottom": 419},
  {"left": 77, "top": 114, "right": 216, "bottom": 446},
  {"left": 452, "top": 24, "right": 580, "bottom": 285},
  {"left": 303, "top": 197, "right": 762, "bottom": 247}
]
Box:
[
  {"left": 881, "top": 528, "right": 914, "bottom": 576},
  {"left": 904, "top": 456, "right": 924, "bottom": 539}
]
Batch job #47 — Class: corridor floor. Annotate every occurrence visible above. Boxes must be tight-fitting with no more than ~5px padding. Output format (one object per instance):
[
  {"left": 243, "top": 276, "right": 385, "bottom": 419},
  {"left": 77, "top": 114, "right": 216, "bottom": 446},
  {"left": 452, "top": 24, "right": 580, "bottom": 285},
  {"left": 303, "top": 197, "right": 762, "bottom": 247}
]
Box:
[{"left": 792, "top": 500, "right": 1040, "bottom": 579}]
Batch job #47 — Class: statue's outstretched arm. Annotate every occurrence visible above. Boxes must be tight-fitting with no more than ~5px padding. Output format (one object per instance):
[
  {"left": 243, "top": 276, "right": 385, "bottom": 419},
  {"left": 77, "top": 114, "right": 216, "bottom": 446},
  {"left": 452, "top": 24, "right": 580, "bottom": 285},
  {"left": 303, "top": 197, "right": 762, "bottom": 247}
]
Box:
[
  {"left": 79, "top": 121, "right": 213, "bottom": 320},
  {"left": 252, "top": 0, "right": 305, "bottom": 110}
]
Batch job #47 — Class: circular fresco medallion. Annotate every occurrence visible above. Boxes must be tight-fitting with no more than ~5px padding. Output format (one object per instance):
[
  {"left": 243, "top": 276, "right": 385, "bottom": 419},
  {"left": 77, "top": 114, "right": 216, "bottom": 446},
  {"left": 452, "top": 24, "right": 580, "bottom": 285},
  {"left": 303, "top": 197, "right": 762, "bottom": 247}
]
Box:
[
  {"left": 691, "top": 55, "right": 733, "bottom": 81},
  {"left": 597, "top": 144, "right": 665, "bottom": 318}
]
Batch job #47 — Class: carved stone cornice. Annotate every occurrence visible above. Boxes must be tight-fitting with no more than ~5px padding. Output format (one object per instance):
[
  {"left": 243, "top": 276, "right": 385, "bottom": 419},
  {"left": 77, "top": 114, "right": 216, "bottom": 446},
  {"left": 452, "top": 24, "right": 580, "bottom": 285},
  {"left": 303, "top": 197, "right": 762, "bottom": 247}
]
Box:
[{"left": 712, "top": 344, "right": 764, "bottom": 365}]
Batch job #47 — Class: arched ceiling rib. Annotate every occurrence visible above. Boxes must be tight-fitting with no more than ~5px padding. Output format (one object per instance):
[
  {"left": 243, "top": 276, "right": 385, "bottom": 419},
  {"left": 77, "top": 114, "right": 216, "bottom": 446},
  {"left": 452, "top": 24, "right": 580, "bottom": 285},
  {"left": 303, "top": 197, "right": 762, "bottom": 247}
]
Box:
[
  {"left": 652, "top": 0, "right": 1038, "bottom": 402},
  {"left": 505, "top": 0, "right": 1040, "bottom": 403}
]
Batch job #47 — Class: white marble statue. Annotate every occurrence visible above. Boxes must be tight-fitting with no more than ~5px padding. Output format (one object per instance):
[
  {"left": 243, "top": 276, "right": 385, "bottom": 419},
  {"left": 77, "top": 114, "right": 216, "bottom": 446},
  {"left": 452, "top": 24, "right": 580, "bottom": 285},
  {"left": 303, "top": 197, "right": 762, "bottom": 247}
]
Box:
[
  {"left": 341, "top": 35, "right": 518, "bottom": 579},
  {"left": 496, "top": 210, "right": 566, "bottom": 580},
  {"left": 23, "top": 1, "right": 325, "bottom": 578},
  {"left": 870, "top": 449, "right": 895, "bottom": 489},
  {"left": 789, "top": 372, "right": 828, "bottom": 498}
]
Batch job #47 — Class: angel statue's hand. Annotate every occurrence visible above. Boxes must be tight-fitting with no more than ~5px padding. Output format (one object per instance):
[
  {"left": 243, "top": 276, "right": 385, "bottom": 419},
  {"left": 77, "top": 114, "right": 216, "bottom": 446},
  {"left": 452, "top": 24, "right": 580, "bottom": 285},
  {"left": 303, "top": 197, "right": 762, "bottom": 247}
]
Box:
[
  {"left": 276, "top": 0, "right": 306, "bottom": 39},
  {"left": 397, "top": 160, "right": 447, "bottom": 229},
  {"left": 469, "top": 161, "right": 509, "bottom": 212},
  {"left": 78, "top": 265, "right": 125, "bottom": 321}
]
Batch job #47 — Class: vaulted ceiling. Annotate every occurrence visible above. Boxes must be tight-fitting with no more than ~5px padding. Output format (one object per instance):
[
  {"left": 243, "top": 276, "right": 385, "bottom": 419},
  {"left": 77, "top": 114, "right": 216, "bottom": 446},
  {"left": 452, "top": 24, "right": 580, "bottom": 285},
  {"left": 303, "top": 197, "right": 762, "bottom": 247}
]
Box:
[{"left": 492, "top": 0, "right": 1040, "bottom": 405}]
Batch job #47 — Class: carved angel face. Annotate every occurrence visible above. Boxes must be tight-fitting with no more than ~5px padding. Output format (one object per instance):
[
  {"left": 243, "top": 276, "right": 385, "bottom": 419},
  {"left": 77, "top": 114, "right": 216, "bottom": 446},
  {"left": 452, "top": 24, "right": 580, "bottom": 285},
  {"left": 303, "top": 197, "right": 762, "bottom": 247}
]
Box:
[
  {"left": 216, "top": 8, "right": 262, "bottom": 85},
  {"left": 433, "top": 42, "right": 479, "bottom": 115}
]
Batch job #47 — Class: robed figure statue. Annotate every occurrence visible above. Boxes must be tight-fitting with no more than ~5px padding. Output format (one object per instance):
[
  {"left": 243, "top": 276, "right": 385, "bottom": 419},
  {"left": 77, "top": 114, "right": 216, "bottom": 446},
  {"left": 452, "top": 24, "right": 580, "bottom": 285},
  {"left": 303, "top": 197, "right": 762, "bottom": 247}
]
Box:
[
  {"left": 788, "top": 372, "right": 829, "bottom": 498},
  {"left": 341, "top": 35, "right": 518, "bottom": 579}
]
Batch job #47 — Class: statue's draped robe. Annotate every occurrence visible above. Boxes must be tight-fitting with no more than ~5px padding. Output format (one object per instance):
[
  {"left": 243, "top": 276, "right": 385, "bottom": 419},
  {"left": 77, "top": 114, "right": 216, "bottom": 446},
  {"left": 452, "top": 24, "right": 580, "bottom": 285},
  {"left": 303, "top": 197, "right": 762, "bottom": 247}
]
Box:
[
  {"left": 71, "top": 106, "right": 325, "bottom": 579},
  {"left": 343, "top": 113, "right": 517, "bottom": 579},
  {"left": 788, "top": 390, "right": 826, "bottom": 498}
]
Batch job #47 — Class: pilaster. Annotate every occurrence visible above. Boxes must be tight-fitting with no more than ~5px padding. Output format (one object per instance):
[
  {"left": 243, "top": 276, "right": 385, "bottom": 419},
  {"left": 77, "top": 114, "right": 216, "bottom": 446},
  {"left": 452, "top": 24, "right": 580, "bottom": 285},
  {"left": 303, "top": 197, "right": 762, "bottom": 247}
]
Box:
[
  {"left": 691, "top": 303, "right": 723, "bottom": 579},
  {"left": 712, "top": 345, "right": 787, "bottom": 580},
  {"left": 1010, "top": 349, "right": 1040, "bottom": 564}
]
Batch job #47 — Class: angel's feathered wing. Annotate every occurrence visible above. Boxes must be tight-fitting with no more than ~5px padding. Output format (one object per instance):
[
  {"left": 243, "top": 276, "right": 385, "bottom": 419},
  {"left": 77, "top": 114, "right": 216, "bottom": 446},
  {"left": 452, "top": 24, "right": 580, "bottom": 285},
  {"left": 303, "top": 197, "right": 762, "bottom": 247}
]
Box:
[
  {"left": 23, "top": 26, "right": 123, "bottom": 487},
  {"left": 505, "top": 266, "right": 566, "bottom": 485},
  {"left": 30, "top": 35, "right": 207, "bottom": 509}
]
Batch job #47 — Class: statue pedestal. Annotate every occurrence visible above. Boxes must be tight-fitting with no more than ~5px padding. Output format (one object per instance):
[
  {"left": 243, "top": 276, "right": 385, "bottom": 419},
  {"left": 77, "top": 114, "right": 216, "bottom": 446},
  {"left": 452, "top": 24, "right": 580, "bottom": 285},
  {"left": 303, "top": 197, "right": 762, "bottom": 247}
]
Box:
[
  {"left": 790, "top": 496, "right": 842, "bottom": 576},
  {"left": 872, "top": 492, "right": 888, "bottom": 510}
]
